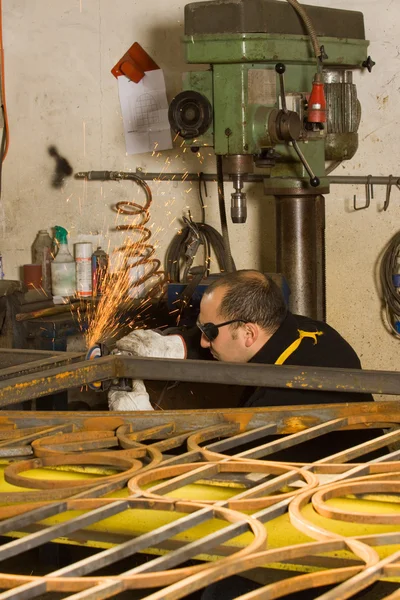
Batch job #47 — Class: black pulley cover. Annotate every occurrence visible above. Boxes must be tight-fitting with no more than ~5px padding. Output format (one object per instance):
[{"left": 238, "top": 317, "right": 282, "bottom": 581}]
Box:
[{"left": 168, "top": 91, "right": 212, "bottom": 139}]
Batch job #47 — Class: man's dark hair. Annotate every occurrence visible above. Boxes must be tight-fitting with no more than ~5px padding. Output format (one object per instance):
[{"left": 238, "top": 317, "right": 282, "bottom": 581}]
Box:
[{"left": 204, "top": 270, "right": 287, "bottom": 334}]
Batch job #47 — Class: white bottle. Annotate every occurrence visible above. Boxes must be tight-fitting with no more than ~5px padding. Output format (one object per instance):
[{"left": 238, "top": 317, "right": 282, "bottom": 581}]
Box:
[
  {"left": 51, "top": 226, "right": 76, "bottom": 297},
  {"left": 75, "top": 242, "right": 93, "bottom": 298}
]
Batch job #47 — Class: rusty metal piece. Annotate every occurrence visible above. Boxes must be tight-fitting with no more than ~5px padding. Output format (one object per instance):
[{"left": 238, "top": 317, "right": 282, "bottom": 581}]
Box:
[
  {"left": 116, "top": 422, "right": 176, "bottom": 449},
  {"left": 128, "top": 461, "right": 319, "bottom": 511},
  {"left": 0, "top": 498, "right": 266, "bottom": 595},
  {"left": 0, "top": 446, "right": 33, "bottom": 457},
  {"left": 32, "top": 430, "right": 118, "bottom": 457},
  {"left": 311, "top": 479, "right": 400, "bottom": 525},
  {"left": 0, "top": 355, "right": 116, "bottom": 407},
  {"left": 186, "top": 423, "right": 241, "bottom": 455},
  {"left": 135, "top": 538, "right": 379, "bottom": 600},
  {"left": 0, "top": 423, "right": 75, "bottom": 447},
  {"left": 289, "top": 467, "right": 400, "bottom": 543},
  {"left": 0, "top": 402, "right": 398, "bottom": 435},
  {"left": 2, "top": 348, "right": 400, "bottom": 407},
  {"left": 4, "top": 452, "right": 143, "bottom": 490},
  {"left": 0, "top": 408, "right": 396, "bottom": 598}
]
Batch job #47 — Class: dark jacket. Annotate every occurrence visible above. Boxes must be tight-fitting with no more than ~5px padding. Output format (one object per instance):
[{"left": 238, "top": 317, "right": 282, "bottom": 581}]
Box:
[
  {"left": 240, "top": 312, "right": 373, "bottom": 407},
  {"left": 182, "top": 312, "right": 378, "bottom": 461},
  {"left": 183, "top": 311, "right": 372, "bottom": 407}
]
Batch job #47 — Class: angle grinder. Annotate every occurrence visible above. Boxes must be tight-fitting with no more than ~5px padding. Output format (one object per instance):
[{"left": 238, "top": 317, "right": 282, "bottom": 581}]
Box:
[
  {"left": 86, "top": 342, "right": 111, "bottom": 391},
  {"left": 86, "top": 342, "right": 133, "bottom": 392}
]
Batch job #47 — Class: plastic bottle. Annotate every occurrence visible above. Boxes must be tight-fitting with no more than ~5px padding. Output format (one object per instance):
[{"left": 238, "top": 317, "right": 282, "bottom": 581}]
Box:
[
  {"left": 51, "top": 226, "right": 76, "bottom": 297},
  {"left": 75, "top": 242, "right": 93, "bottom": 298},
  {"left": 91, "top": 247, "right": 109, "bottom": 297},
  {"left": 32, "top": 230, "right": 53, "bottom": 294}
]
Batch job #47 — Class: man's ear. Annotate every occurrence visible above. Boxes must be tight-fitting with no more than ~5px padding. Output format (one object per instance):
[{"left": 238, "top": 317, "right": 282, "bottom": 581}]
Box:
[{"left": 244, "top": 323, "right": 259, "bottom": 348}]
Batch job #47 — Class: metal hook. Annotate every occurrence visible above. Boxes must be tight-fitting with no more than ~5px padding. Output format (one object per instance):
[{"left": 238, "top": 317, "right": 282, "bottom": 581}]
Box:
[
  {"left": 353, "top": 175, "right": 373, "bottom": 211},
  {"left": 384, "top": 175, "right": 393, "bottom": 211}
]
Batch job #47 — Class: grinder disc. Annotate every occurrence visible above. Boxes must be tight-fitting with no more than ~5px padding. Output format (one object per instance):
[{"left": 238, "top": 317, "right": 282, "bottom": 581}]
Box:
[{"left": 86, "top": 344, "right": 103, "bottom": 391}]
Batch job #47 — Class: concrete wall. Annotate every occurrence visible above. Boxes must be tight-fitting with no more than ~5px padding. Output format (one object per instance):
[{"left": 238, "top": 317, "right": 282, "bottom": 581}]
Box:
[{"left": 0, "top": 0, "right": 399, "bottom": 374}]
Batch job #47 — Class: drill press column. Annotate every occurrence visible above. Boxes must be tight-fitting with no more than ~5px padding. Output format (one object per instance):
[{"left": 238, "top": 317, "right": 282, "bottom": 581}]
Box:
[{"left": 276, "top": 194, "right": 326, "bottom": 320}]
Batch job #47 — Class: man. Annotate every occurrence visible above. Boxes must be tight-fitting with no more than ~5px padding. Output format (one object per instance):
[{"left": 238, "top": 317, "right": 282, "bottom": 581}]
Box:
[{"left": 109, "top": 269, "right": 373, "bottom": 412}]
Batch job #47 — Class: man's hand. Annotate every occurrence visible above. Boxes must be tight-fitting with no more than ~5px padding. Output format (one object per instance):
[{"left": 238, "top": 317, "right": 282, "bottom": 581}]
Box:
[
  {"left": 108, "top": 380, "right": 153, "bottom": 411},
  {"left": 115, "top": 329, "right": 186, "bottom": 359},
  {"left": 108, "top": 329, "right": 186, "bottom": 411}
]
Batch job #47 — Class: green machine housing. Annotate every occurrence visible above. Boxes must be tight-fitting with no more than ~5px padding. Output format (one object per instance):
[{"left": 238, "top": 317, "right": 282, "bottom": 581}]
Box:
[{"left": 168, "top": 0, "right": 371, "bottom": 321}]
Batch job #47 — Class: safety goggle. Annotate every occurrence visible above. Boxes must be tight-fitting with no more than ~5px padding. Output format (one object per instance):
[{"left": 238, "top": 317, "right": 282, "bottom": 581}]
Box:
[{"left": 196, "top": 319, "right": 247, "bottom": 342}]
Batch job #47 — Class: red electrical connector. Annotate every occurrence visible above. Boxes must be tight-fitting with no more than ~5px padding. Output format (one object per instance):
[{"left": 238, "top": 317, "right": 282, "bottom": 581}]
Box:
[
  {"left": 307, "top": 73, "right": 326, "bottom": 124},
  {"left": 111, "top": 42, "right": 159, "bottom": 83}
]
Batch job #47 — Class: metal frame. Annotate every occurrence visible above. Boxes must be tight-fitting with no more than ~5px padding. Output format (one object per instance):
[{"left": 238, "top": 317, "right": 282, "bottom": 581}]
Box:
[{"left": 0, "top": 411, "right": 396, "bottom": 598}]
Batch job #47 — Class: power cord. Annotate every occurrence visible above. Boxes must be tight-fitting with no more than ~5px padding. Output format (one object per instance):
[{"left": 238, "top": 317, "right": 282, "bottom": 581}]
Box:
[{"left": 380, "top": 231, "right": 400, "bottom": 338}]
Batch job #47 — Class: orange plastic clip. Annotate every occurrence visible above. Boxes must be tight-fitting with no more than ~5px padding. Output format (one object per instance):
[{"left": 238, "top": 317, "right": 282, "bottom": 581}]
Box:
[{"left": 111, "top": 42, "right": 159, "bottom": 83}]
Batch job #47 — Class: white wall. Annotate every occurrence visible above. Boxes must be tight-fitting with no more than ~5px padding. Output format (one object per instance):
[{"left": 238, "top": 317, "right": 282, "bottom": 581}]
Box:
[{"left": 0, "top": 0, "right": 399, "bottom": 374}]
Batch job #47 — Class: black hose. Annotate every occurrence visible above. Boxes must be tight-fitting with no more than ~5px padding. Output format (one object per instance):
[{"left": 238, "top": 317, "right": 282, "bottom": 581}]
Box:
[
  {"left": 216, "top": 155, "right": 235, "bottom": 272},
  {"left": 165, "top": 222, "right": 236, "bottom": 283},
  {"left": 379, "top": 231, "right": 400, "bottom": 337}
]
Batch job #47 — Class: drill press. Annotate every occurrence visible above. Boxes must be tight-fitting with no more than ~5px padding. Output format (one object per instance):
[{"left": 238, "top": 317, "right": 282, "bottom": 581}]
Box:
[{"left": 168, "top": 0, "right": 372, "bottom": 320}]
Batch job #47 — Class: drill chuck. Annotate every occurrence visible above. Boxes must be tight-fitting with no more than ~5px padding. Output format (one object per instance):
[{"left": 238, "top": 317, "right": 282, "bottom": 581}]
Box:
[{"left": 231, "top": 191, "right": 247, "bottom": 224}]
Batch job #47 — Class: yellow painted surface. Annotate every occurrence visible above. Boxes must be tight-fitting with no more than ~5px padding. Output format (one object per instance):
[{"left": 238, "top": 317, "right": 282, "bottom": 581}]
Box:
[{"left": 0, "top": 464, "right": 399, "bottom": 572}]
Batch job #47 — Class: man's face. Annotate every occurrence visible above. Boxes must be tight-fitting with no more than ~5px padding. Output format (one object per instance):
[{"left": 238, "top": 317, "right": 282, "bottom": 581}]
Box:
[{"left": 198, "top": 286, "right": 247, "bottom": 362}]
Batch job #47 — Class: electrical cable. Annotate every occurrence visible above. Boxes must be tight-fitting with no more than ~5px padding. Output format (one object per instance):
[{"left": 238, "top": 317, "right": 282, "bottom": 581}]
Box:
[
  {"left": 216, "top": 155, "right": 235, "bottom": 272},
  {"left": 379, "top": 231, "right": 400, "bottom": 338},
  {"left": 198, "top": 173, "right": 211, "bottom": 276},
  {"left": 165, "top": 221, "right": 236, "bottom": 284},
  {"left": 0, "top": 0, "right": 9, "bottom": 165},
  {"left": 285, "top": 0, "right": 323, "bottom": 68},
  {"left": 198, "top": 172, "right": 206, "bottom": 224}
]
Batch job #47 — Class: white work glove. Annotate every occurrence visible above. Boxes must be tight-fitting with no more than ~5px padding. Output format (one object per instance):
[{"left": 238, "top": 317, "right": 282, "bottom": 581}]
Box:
[
  {"left": 108, "top": 380, "right": 153, "bottom": 411},
  {"left": 115, "top": 329, "right": 186, "bottom": 359},
  {"left": 108, "top": 330, "right": 185, "bottom": 412}
]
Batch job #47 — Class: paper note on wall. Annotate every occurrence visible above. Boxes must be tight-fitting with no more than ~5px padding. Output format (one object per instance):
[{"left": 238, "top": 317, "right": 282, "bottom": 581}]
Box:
[{"left": 118, "top": 70, "right": 172, "bottom": 154}]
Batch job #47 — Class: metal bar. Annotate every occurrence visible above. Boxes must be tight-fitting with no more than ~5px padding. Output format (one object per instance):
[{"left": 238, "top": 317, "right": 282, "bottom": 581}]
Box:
[
  {"left": 0, "top": 502, "right": 68, "bottom": 536},
  {"left": 316, "top": 428, "right": 400, "bottom": 465},
  {"left": 0, "top": 402, "right": 398, "bottom": 435},
  {"left": 131, "top": 170, "right": 400, "bottom": 187},
  {"left": 0, "top": 423, "right": 74, "bottom": 448},
  {"left": 316, "top": 549, "right": 400, "bottom": 600},
  {"left": 0, "top": 581, "right": 48, "bottom": 600},
  {"left": 329, "top": 176, "right": 400, "bottom": 185},
  {"left": 51, "top": 506, "right": 213, "bottom": 578},
  {"left": 117, "top": 356, "right": 400, "bottom": 396},
  {"left": 59, "top": 581, "right": 124, "bottom": 600},
  {"left": 231, "top": 469, "right": 304, "bottom": 502},
  {"left": 124, "top": 520, "right": 251, "bottom": 574},
  {"left": 204, "top": 424, "right": 277, "bottom": 453},
  {"left": 1, "top": 351, "right": 400, "bottom": 407},
  {"left": 0, "top": 356, "right": 116, "bottom": 406},
  {"left": 0, "top": 351, "right": 82, "bottom": 380},
  {"left": 0, "top": 501, "right": 129, "bottom": 562},
  {"left": 235, "top": 418, "right": 348, "bottom": 460},
  {"left": 148, "top": 463, "right": 219, "bottom": 496}
]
